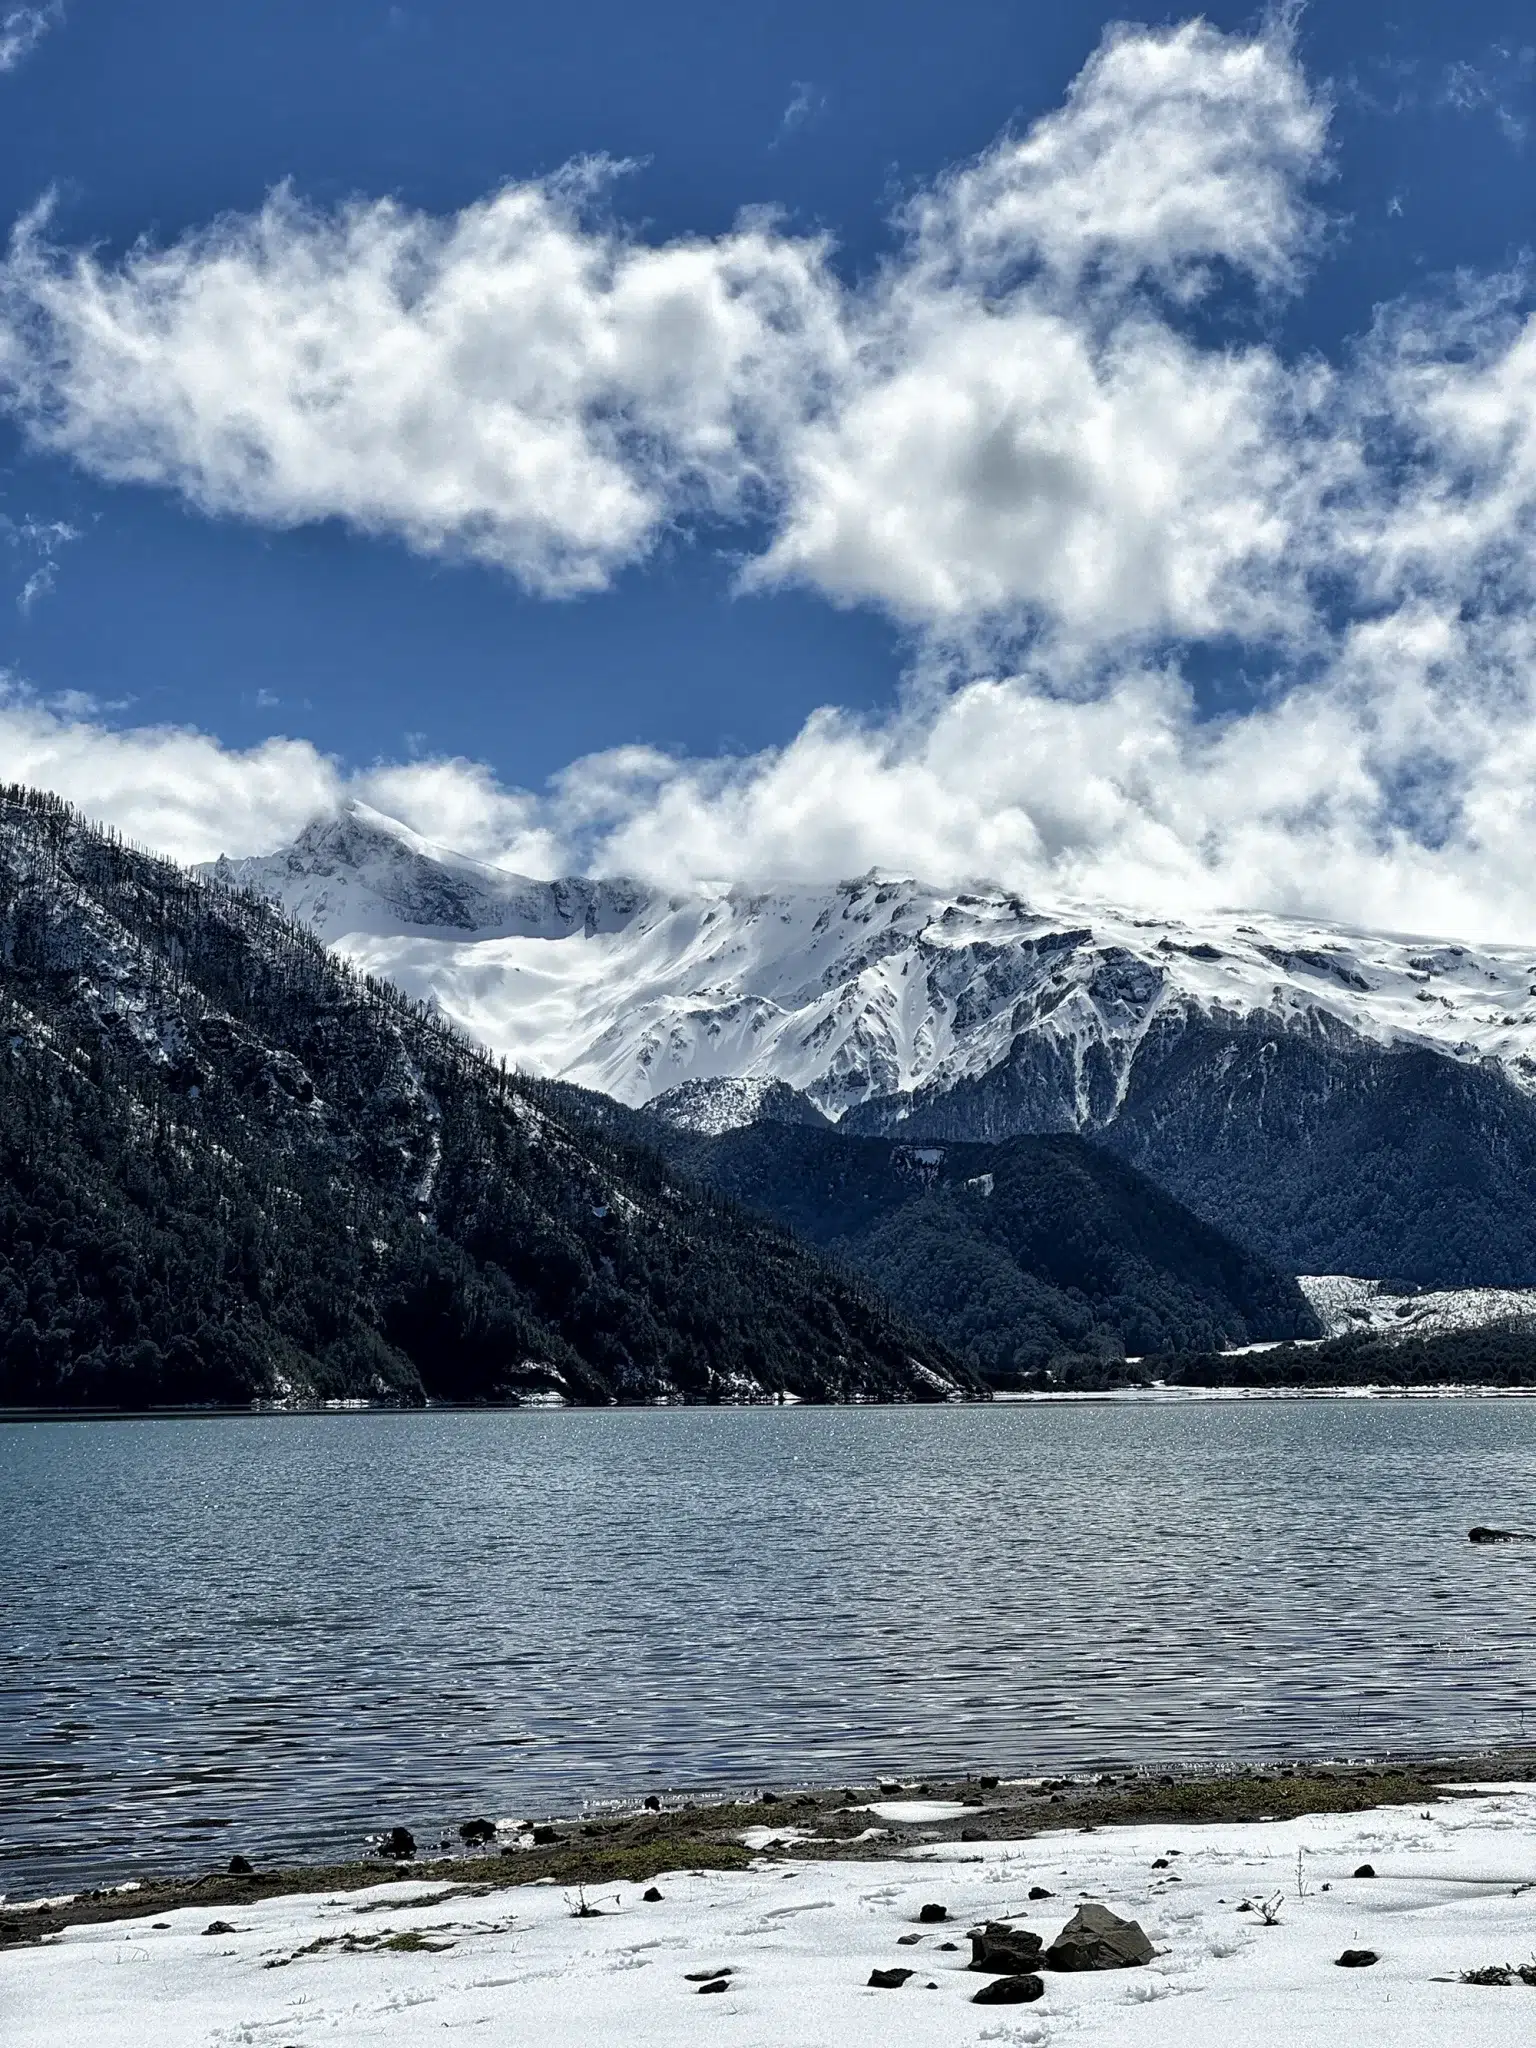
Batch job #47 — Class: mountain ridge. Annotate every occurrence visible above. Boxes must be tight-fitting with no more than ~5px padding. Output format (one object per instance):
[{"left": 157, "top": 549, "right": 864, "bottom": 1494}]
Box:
[
  {"left": 0, "top": 787, "right": 976, "bottom": 1408},
  {"left": 206, "top": 803, "right": 1536, "bottom": 1287},
  {"left": 538, "top": 1084, "right": 1321, "bottom": 1382}
]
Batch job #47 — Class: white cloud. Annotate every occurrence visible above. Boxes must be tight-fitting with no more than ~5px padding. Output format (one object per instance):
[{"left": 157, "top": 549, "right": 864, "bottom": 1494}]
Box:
[
  {"left": 20, "top": 584, "right": 1536, "bottom": 945},
  {"left": 0, "top": 170, "right": 840, "bottom": 595},
  {"left": 9, "top": 16, "right": 1536, "bottom": 941},
  {"left": 901, "top": 17, "right": 1328, "bottom": 303},
  {"left": 749, "top": 306, "right": 1327, "bottom": 644},
  {"left": 4, "top": 511, "right": 78, "bottom": 612},
  {"left": 0, "top": 686, "right": 340, "bottom": 864},
  {"left": 1347, "top": 286, "right": 1536, "bottom": 610},
  {"left": 0, "top": 4, "right": 60, "bottom": 73},
  {"left": 0, "top": 15, "right": 1329, "bottom": 650},
  {"left": 773, "top": 81, "right": 824, "bottom": 145}
]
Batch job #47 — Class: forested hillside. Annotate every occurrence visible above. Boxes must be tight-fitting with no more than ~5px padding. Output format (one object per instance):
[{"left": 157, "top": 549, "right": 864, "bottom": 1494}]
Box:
[
  {"left": 1155, "top": 1326, "right": 1536, "bottom": 1389},
  {"left": 538, "top": 1088, "right": 1318, "bottom": 1382},
  {"left": 0, "top": 789, "right": 976, "bottom": 1408}
]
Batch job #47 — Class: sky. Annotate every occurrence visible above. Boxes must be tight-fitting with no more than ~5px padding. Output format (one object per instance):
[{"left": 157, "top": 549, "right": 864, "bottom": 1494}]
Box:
[{"left": 1, "top": 1, "right": 1535, "bottom": 937}]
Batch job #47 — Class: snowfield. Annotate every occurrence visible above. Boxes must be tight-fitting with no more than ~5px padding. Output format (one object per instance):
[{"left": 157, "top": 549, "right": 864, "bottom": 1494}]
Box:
[
  {"left": 207, "top": 803, "right": 1536, "bottom": 1123},
  {"left": 1300, "top": 1277, "right": 1536, "bottom": 1342},
  {"left": 9, "top": 1789, "right": 1536, "bottom": 2047}
]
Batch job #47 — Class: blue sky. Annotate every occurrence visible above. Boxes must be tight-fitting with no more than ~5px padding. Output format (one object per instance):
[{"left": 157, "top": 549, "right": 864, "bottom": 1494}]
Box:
[{"left": 2, "top": 3, "right": 1535, "bottom": 939}]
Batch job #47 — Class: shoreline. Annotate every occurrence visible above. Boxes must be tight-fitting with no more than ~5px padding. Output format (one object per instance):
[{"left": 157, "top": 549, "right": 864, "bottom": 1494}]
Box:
[
  {"left": 8, "top": 1747, "right": 1536, "bottom": 1952},
  {"left": 8, "top": 1379, "right": 1536, "bottom": 1424}
]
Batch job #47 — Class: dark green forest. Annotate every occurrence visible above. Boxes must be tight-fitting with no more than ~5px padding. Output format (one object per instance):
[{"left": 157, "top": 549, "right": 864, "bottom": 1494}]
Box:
[
  {"left": 1154, "top": 1326, "right": 1536, "bottom": 1388},
  {"left": 0, "top": 788, "right": 973, "bottom": 1408},
  {"left": 543, "top": 1092, "right": 1319, "bottom": 1382}
]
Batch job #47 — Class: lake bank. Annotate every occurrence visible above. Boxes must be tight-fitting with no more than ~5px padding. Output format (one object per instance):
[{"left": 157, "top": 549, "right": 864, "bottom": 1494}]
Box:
[
  {"left": 7, "top": 1750, "right": 1534, "bottom": 1945},
  {"left": 8, "top": 1772, "right": 1536, "bottom": 2047}
]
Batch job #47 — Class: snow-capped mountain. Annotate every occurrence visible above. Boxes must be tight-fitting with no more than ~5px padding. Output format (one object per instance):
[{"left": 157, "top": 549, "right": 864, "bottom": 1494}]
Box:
[
  {"left": 205, "top": 802, "right": 1536, "bottom": 1290},
  {"left": 208, "top": 801, "right": 1536, "bottom": 1122}
]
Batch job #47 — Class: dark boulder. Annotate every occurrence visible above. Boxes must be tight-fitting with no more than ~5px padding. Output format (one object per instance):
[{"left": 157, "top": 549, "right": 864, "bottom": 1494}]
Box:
[
  {"left": 1353, "top": 1863, "right": 1376, "bottom": 1879},
  {"left": 226, "top": 1855, "right": 252, "bottom": 1876},
  {"left": 972, "top": 1974, "right": 1045, "bottom": 2005},
  {"left": 918, "top": 1902, "right": 949, "bottom": 1923},
  {"left": 643, "top": 1886, "right": 663, "bottom": 1902},
  {"left": 1469, "top": 1526, "right": 1536, "bottom": 1543},
  {"left": 378, "top": 1826, "right": 416, "bottom": 1860},
  {"left": 869, "top": 1967, "right": 914, "bottom": 1988},
  {"left": 1336, "top": 1949, "right": 1378, "bottom": 1968},
  {"left": 531, "top": 1824, "right": 559, "bottom": 1846},
  {"left": 458, "top": 1817, "right": 496, "bottom": 1846},
  {"left": 1045, "top": 1903, "right": 1152, "bottom": 1970},
  {"left": 969, "top": 1922, "right": 1044, "bottom": 1973}
]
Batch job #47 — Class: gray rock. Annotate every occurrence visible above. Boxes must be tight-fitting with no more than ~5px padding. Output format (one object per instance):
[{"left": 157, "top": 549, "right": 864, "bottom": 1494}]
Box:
[
  {"left": 869, "top": 1967, "right": 914, "bottom": 1988},
  {"left": 969, "top": 1922, "right": 1045, "bottom": 1973},
  {"left": 1045, "top": 1903, "right": 1152, "bottom": 1970},
  {"left": 972, "top": 1974, "right": 1045, "bottom": 2005}
]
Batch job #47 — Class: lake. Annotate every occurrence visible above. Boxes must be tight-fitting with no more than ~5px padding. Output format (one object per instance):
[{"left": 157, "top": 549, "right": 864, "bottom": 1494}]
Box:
[{"left": 2, "top": 1400, "right": 1534, "bottom": 1895}]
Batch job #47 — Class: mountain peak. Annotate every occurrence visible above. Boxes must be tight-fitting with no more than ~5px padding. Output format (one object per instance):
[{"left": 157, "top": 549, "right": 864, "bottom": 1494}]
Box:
[{"left": 208, "top": 809, "right": 1536, "bottom": 1132}]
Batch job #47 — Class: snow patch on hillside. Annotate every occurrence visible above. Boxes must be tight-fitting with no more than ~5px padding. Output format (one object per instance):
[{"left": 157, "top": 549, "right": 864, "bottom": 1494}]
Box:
[{"left": 1300, "top": 1276, "right": 1536, "bottom": 1342}]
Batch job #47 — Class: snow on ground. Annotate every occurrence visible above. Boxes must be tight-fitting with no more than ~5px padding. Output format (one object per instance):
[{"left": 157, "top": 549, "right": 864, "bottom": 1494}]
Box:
[
  {"left": 9, "top": 1789, "right": 1536, "bottom": 2046},
  {"left": 1300, "top": 1275, "right": 1536, "bottom": 1343}
]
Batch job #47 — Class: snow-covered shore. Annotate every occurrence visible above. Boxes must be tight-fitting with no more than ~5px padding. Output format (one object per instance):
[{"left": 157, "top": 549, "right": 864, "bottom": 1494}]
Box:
[{"left": 8, "top": 1787, "right": 1536, "bottom": 2046}]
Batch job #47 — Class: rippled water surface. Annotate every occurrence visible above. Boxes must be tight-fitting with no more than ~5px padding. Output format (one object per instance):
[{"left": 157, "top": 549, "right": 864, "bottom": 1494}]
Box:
[{"left": 3, "top": 1401, "right": 1535, "bottom": 1892}]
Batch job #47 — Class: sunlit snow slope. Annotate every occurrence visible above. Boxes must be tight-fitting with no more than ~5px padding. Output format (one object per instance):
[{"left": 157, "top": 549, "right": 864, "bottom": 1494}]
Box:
[{"left": 207, "top": 803, "right": 1536, "bottom": 1125}]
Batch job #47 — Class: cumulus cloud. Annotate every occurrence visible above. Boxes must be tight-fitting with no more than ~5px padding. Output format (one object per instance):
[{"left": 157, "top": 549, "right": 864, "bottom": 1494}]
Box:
[
  {"left": 0, "top": 685, "right": 339, "bottom": 863},
  {"left": 0, "top": 15, "right": 1330, "bottom": 648},
  {"left": 10, "top": 15, "right": 1536, "bottom": 940},
  {"left": 900, "top": 15, "right": 1327, "bottom": 302},
  {"left": 0, "top": 169, "right": 840, "bottom": 594},
  {"left": 19, "top": 586, "right": 1536, "bottom": 944}
]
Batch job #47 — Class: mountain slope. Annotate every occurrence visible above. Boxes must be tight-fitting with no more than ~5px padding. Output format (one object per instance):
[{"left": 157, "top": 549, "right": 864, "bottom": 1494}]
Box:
[
  {"left": 858, "top": 1014, "right": 1536, "bottom": 1287},
  {"left": 536, "top": 1087, "right": 1318, "bottom": 1382},
  {"left": 207, "top": 803, "right": 1536, "bottom": 1287},
  {"left": 0, "top": 789, "right": 975, "bottom": 1408},
  {"left": 210, "top": 805, "right": 1536, "bottom": 1121}
]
